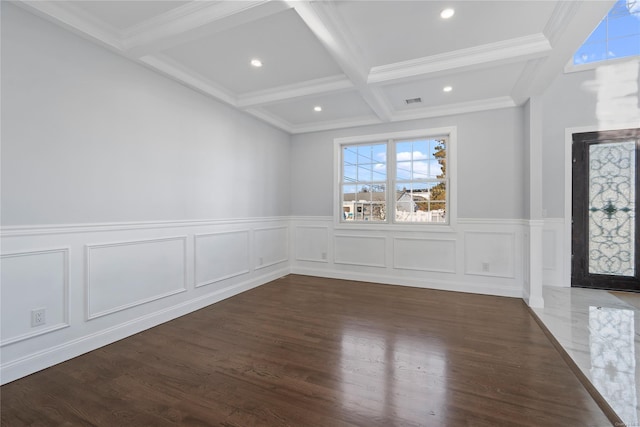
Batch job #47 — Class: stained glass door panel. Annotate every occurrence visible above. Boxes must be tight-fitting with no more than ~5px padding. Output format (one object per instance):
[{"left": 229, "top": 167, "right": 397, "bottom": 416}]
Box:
[
  {"left": 588, "top": 141, "right": 636, "bottom": 276},
  {"left": 572, "top": 129, "right": 640, "bottom": 291}
]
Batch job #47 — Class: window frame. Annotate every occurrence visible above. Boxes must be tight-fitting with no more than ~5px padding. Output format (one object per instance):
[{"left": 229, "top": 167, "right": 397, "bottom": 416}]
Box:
[{"left": 334, "top": 127, "right": 457, "bottom": 231}]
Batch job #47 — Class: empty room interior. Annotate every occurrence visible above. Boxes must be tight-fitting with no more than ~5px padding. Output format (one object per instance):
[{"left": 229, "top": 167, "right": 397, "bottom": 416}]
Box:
[{"left": 1, "top": 0, "right": 639, "bottom": 425}]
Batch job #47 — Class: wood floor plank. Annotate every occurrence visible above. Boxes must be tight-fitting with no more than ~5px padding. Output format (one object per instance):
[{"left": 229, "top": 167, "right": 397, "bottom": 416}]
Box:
[{"left": 1, "top": 275, "right": 612, "bottom": 426}]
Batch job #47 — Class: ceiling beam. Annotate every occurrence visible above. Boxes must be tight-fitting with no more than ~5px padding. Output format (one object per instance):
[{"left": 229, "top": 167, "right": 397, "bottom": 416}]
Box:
[
  {"left": 368, "top": 34, "right": 552, "bottom": 85},
  {"left": 140, "top": 54, "right": 237, "bottom": 106},
  {"left": 287, "top": 0, "right": 393, "bottom": 121},
  {"left": 237, "top": 75, "right": 354, "bottom": 108}
]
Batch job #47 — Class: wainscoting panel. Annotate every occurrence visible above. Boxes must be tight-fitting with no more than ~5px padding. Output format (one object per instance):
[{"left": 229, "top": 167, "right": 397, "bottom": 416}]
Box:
[
  {"left": 291, "top": 217, "right": 524, "bottom": 297},
  {"left": 1, "top": 215, "right": 530, "bottom": 385},
  {"left": 86, "top": 237, "right": 187, "bottom": 319},
  {"left": 0, "top": 249, "right": 69, "bottom": 346},
  {"left": 334, "top": 235, "right": 386, "bottom": 268},
  {"left": 254, "top": 226, "right": 289, "bottom": 269},
  {"left": 464, "top": 231, "right": 516, "bottom": 278},
  {"left": 295, "top": 226, "right": 329, "bottom": 263},
  {"left": 195, "top": 231, "right": 250, "bottom": 287},
  {"left": 393, "top": 237, "right": 456, "bottom": 273},
  {"left": 1, "top": 217, "right": 290, "bottom": 385}
]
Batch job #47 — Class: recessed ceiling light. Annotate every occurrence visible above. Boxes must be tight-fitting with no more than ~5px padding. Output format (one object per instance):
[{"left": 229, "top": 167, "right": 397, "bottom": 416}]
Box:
[
  {"left": 443, "top": 86, "right": 453, "bottom": 92},
  {"left": 250, "top": 58, "right": 263, "bottom": 68},
  {"left": 314, "top": 106, "right": 322, "bottom": 112},
  {"left": 440, "top": 8, "right": 455, "bottom": 19}
]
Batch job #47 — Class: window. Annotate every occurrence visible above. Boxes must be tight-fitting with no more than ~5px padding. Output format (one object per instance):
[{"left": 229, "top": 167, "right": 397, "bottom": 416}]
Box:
[
  {"left": 336, "top": 127, "right": 455, "bottom": 226},
  {"left": 573, "top": 0, "right": 640, "bottom": 66}
]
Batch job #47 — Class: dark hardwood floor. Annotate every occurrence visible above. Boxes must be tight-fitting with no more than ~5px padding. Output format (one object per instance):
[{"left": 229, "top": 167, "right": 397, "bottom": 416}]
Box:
[{"left": 1, "top": 275, "right": 612, "bottom": 426}]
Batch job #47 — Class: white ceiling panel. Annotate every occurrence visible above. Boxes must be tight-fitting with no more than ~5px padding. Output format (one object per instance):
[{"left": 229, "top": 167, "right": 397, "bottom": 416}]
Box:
[
  {"left": 160, "top": 8, "right": 344, "bottom": 95},
  {"left": 262, "top": 91, "right": 376, "bottom": 125},
  {"left": 383, "top": 62, "right": 527, "bottom": 110},
  {"left": 68, "top": 1, "right": 190, "bottom": 30},
  {"left": 18, "top": 0, "right": 616, "bottom": 133},
  {"left": 334, "top": 1, "right": 558, "bottom": 67}
]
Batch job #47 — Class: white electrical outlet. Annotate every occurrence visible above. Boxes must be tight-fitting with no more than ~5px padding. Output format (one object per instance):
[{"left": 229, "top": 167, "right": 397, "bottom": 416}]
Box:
[
  {"left": 31, "top": 308, "right": 46, "bottom": 327},
  {"left": 321, "top": 252, "right": 327, "bottom": 260},
  {"left": 482, "top": 262, "right": 490, "bottom": 272}
]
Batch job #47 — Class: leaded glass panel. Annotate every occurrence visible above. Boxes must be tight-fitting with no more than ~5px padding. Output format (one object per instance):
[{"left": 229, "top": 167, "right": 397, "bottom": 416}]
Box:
[{"left": 588, "top": 141, "right": 636, "bottom": 276}]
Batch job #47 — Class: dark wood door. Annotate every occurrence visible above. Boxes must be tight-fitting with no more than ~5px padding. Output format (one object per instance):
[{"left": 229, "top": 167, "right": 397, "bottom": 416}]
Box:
[{"left": 572, "top": 128, "right": 640, "bottom": 291}]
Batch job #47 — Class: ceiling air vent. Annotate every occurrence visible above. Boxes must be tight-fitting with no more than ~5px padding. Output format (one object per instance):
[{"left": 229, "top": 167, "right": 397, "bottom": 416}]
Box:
[{"left": 405, "top": 97, "right": 422, "bottom": 105}]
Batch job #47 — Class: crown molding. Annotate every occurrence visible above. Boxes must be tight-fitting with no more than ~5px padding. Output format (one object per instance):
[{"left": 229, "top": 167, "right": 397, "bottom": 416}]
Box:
[
  {"left": 16, "top": 1, "right": 124, "bottom": 51},
  {"left": 391, "top": 96, "right": 517, "bottom": 123},
  {"left": 511, "top": 58, "right": 547, "bottom": 105},
  {"left": 237, "top": 75, "right": 354, "bottom": 108},
  {"left": 543, "top": 0, "right": 582, "bottom": 47},
  {"left": 123, "top": 1, "right": 291, "bottom": 56},
  {"left": 244, "top": 108, "right": 295, "bottom": 133},
  {"left": 140, "top": 54, "right": 237, "bottom": 107},
  {"left": 290, "top": 115, "right": 382, "bottom": 134},
  {"left": 368, "top": 34, "right": 552, "bottom": 85}
]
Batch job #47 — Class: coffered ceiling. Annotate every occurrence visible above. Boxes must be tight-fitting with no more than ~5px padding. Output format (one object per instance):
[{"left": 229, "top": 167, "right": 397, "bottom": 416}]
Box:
[{"left": 16, "top": 0, "right": 614, "bottom": 133}]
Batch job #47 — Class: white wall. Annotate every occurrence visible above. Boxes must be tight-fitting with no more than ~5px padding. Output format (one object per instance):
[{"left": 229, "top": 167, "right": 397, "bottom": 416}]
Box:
[
  {"left": 1, "top": 3, "right": 291, "bottom": 384},
  {"left": 290, "top": 108, "right": 528, "bottom": 299},
  {"left": 1, "top": 3, "right": 291, "bottom": 225},
  {"left": 291, "top": 107, "right": 525, "bottom": 219}
]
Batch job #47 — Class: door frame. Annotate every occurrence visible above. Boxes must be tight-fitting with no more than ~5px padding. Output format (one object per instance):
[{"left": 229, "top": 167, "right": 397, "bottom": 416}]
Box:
[{"left": 564, "top": 123, "right": 640, "bottom": 288}]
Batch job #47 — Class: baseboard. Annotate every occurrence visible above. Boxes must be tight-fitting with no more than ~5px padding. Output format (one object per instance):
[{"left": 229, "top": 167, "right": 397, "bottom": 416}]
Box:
[
  {"left": 290, "top": 266, "right": 523, "bottom": 299},
  {"left": 0, "top": 267, "right": 288, "bottom": 385}
]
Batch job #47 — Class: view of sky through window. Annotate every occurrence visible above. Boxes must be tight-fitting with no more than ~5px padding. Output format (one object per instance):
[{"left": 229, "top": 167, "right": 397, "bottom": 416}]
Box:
[{"left": 573, "top": 0, "right": 640, "bottom": 65}]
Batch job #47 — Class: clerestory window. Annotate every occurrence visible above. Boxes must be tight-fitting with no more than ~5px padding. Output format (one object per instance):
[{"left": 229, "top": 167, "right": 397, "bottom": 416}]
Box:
[{"left": 573, "top": 0, "right": 640, "bottom": 67}]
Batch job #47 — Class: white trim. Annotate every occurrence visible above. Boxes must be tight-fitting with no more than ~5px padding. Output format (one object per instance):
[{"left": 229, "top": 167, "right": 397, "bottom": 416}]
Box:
[
  {"left": 0, "top": 248, "right": 71, "bottom": 347},
  {"left": 458, "top": 218, "right": 528, "bottom": 226},
  {"left": 287, "top": 0, "right": 393, "bottom": 121},
  {"left": 290, "top": 266, "right": 523, "bottom": 299},
  {"left": 139, "top": 54, "right": 237, "bottom": 107},
  {"left": 543, "top": 0, "right": 581, "bottom": 47},
  {"left": 237, "top": 75, "right": 354, "bottom": 108},
  {"left": 390, "top": 97, "right": 517, "bottom": 122},
  {"left": 122, "top": 1, "right": 272, "bottom": 51},
  {"left": 0, "top": 267, "right": 288, "bottom": 385},
  {"left": 15, "top": 0, "right": 124, "bottom": 51},
  {"left": 368, "top": 34, "right": 551, "bottom": 84},
  {"left": 290, "top": 216, "right": 333, "bottom": 222},
  {"left": 85, "top": 236, "right": 188, "bottom": 320},
  {"left": 1, "top": 216, "right": 290, "bottom": 237},
  {"left": 289, "top": 115, "right": 383, "bottom": 135}
]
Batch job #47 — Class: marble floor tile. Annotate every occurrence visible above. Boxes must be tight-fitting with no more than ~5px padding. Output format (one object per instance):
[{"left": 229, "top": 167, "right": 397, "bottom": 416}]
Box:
[{"left": 533, "top": 286, "right": 640, "bottom": 427}]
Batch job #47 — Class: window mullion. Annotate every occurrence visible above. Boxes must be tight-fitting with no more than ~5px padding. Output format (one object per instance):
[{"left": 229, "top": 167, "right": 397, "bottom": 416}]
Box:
[{"left": 388, "top": 138, "right": 396, "bottom": 224}]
